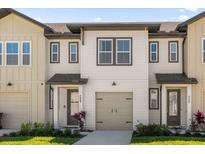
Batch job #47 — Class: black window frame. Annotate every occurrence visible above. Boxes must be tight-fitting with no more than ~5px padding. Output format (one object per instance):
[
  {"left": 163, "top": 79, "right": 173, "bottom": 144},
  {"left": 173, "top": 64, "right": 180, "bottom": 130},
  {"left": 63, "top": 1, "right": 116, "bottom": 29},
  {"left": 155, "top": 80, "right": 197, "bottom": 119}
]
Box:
[{"left": 149, "top": 88, "right": 159, "bottom": 110}]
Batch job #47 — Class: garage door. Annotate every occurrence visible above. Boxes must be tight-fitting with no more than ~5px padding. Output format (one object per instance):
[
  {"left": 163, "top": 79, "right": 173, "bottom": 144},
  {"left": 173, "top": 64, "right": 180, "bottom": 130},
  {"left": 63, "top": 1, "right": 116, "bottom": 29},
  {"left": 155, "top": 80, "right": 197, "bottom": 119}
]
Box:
[
  {"left": 96, "top": 92, "right": 133, "bottom": 130},
  {"left": 0, "top": 92, "right": 29, "bottom": 129}
]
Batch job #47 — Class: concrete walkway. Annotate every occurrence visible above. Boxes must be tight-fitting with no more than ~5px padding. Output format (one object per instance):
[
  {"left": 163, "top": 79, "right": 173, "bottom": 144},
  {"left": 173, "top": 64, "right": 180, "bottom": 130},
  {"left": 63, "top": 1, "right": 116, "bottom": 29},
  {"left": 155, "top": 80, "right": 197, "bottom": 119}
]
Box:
[
  {"left": 0, "top": 129, "right": 19, "bottom": 136},
  {"left": 75, "top": 130, "right": 133, "bottom": 145}
]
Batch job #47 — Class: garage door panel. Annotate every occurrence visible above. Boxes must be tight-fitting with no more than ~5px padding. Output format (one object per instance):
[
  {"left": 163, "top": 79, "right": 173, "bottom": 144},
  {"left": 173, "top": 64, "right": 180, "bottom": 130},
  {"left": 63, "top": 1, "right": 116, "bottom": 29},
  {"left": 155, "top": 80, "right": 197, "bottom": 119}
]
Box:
[
  {"left": 96, "top": 92, "right": 133, "bottom": 130},
  {"left": 0, "top": 92, "right": 28, "bottom": 129}
]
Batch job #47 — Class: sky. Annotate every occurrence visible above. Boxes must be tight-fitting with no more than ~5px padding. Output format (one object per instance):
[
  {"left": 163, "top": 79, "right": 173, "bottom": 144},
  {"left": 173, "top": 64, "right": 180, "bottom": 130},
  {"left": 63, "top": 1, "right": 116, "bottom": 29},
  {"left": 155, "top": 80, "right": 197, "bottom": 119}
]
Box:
[{"left": 15, "top": 8, "right": 205, "bottom": 23}]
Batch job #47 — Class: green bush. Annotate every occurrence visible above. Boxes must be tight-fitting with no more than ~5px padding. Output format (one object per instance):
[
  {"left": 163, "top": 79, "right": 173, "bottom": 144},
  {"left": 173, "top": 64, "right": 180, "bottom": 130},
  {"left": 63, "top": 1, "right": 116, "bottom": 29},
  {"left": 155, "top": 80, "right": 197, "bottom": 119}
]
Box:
[
  {"left": 19, "top": 123, "right": 33, "bottom": 136},
  {"left": 63, "top": 128, "right": 72, "bottom": 137},
  {"left": 135, "top": 123, "right": 170, "bottom": 136},
  {"left": 52, "top": 129, "right": 64, "bottom": 137}
]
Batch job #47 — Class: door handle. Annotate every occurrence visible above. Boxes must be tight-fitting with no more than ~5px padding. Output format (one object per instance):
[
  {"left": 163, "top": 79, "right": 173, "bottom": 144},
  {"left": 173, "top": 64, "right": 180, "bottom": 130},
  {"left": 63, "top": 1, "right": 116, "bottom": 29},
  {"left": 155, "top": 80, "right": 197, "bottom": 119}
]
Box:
[
  {"left": 115, "top": 109, "right": 117, "bottom": 113},
  {"left": 63, "top": 105, "right": 66, "bottom": 108}
]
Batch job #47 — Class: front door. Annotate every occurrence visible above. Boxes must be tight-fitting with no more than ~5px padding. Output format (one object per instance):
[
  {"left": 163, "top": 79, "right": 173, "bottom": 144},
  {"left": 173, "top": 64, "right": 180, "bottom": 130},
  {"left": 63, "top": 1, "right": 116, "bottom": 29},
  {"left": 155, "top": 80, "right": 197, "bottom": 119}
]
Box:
[
  {"left": 167, "top": 89, "right": 180, "bottom": 126},
  {"left": 67, "top": 89, "right": 79, "bottom": 125}
]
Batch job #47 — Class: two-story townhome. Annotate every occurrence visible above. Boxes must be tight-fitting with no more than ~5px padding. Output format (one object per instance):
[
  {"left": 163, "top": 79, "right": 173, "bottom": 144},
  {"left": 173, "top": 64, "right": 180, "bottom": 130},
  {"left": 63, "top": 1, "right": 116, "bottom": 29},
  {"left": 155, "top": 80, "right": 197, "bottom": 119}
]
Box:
[{"left": 0, "top": 8, "right": 204, "bottom": 130}]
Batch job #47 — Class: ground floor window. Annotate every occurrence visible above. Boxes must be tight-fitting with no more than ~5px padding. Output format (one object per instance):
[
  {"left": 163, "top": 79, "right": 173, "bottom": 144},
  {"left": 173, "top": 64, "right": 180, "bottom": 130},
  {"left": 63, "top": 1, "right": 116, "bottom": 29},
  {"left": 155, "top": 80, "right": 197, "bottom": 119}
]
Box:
[{"left": 149, "top": 88, "right": 159, "bottom": 109}]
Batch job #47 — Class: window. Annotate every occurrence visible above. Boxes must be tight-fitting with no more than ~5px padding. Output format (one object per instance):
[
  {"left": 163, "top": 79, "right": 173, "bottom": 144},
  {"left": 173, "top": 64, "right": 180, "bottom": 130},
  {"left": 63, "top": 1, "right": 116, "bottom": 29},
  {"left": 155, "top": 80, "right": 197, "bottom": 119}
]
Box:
[
  {"left": 97, "top": 38, "right": 132, "bottom": 65},
  {"left": 69, "top": 42, "right": 78, "bottom": 63},
  {"left": 6, "top": 42, "right": 19, "bottom": 65},
  {"left": 22, "top": 41, "right": 31, "bottom": 65},
  {"left": 116, "top": 39, "right": 131, "bottom": 64},
  {"left": 98, "top": 39, "right": 113, "bottom": 65},
  {"left": 0, "top": 42, "right": 2, "bottom": 65},
  {"left": 49, "top": 87, "right": 54, "bottom": 109},
  {"left": 149, "top": 88, "right": 159, "bottom": 110},
  {"left": 50, "top": 42, "right": 60, "bottom": 63},
  {"left": 202, "top": 38, "right": 205, "bottom": 63},
  {"left": 169, "top": 41, "right": 178, "bottom": 63},
  {"left": 149, "top": 42, "right": 159, "bottom": 63}
]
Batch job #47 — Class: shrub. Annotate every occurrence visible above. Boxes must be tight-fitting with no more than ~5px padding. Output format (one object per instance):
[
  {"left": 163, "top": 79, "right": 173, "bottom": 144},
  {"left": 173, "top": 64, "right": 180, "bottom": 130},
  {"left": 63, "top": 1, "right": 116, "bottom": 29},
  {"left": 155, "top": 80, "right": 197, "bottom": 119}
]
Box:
[
  {"left": 135, "top": 123, "right": 169, "bottom": 136},
  {"left": 63, "top": 128, "right": 72, "bottom": 137},
  {"left": 73, "top": 111, "right": 86, "bottom": 130},
  {"left": 19, "top": 123, "right": 33, "bottom": 136},
  {"left": 190, "top": 110, "right": 205, "bottom": 131},
  {"left": 52, "top": 129, "right": 64, "bottom": 137}
]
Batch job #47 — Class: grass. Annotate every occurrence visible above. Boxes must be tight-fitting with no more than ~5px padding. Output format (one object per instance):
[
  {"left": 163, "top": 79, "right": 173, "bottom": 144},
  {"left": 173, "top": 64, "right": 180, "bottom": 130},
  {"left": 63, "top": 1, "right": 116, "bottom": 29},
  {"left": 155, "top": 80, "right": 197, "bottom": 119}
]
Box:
[
  {"left": 131, "top": 136, "right": 205, "bottom": 145},
  {"left": 0, "top": 136, "right": 81, "bottom": 145}
]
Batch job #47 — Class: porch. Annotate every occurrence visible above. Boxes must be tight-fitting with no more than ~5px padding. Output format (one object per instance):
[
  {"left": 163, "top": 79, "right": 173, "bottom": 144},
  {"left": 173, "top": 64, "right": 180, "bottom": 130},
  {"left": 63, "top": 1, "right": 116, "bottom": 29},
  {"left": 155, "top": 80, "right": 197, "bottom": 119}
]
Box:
[{"left": 46, "top": 74, "right": 88, "bottom": 129}]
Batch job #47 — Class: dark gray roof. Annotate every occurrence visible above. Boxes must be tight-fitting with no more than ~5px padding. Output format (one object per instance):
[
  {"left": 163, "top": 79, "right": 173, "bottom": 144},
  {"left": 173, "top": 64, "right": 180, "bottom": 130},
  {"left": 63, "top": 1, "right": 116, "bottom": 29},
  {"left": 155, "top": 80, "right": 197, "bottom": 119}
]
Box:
[
  {"left": 177, "top": 11, "right": 205, "bottom": 32},
  {"left": 155, "top": 73, "right": 198, "bottom": 84},
  {"left": 47, "top": 74, "right": 88, "bottom": 85}
]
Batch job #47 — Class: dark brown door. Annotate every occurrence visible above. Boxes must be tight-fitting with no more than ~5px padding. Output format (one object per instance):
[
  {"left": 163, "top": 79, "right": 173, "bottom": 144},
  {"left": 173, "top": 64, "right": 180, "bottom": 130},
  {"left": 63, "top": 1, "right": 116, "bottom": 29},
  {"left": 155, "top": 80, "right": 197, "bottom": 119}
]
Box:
[
  {"left": 167, "top": 89, "right": 180, "bottom": 126},
  {"left": 67, "top": 89, "right": 79, "bottom": 125}
]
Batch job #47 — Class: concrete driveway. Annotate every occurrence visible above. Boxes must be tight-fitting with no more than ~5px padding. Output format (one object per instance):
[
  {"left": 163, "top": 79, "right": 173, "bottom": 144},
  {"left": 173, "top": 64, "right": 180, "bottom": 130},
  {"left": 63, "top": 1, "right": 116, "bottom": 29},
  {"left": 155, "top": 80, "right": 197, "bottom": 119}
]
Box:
[{"left": 75, "top": 130, "right": 133, "bottom": 145}]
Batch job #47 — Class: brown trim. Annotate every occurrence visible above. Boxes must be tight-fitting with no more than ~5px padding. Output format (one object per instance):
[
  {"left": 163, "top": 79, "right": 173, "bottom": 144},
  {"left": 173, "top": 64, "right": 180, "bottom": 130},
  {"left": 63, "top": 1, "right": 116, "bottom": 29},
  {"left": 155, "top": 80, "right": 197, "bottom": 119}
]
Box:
[
  {"left": 149, "top": 32, "right": 186, "bottom": 38},
  {"left": 149, "top": 41, "right": 159, "bottom": 63},
  {"left": 96, "top": 37, "right": 133, "bottom": 66},
  {"left": 149, "top": 88, "right": 159, "bottom": 110},
  {"left": 45, "top": 33, "right": 80, "bottom": 39},
  {"left": 68, "top": 42, "right": 79, "bottom": 63},
  {"left": 168, "top": 41, "right": 179, "bottom": 63},
  {"left": 50, "top": 42, "right": 60, "bottom": 63}
]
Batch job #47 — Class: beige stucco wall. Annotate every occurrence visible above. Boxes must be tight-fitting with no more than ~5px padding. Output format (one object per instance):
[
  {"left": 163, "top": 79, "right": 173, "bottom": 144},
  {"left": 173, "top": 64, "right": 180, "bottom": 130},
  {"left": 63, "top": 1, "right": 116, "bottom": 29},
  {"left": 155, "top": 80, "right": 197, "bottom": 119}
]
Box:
[
  {"left": 47, "top": 39, "right": 80, "bottom": 79},
  {"left": 186, "top": 17, "right": 205, "bottom": 113},
  {"left": 81, "top": 30, "right": 149, "bottom": 130},
  {"left": 148, "top": 38, "right": 183, "bottom": 124},
  {"left": 0, "top": 14, "right": 46, "bottom": 124}
]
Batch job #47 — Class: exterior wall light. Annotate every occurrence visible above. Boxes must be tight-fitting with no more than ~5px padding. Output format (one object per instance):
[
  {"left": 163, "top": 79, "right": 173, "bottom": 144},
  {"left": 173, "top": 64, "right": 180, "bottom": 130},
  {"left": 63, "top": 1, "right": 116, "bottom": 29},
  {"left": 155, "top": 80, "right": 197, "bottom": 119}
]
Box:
[{"left": 7, "top": 82, "right": 12, "bottom": 86}]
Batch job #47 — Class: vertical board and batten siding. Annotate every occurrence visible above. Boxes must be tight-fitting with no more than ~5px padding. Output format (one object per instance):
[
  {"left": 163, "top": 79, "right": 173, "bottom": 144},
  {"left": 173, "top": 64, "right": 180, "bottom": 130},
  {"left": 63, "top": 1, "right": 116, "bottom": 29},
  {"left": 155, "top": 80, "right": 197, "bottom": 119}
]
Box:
[
  {"left": 186, "top": 17, "right": 205, "bottom": 113},
  {"left": 81, "top": 30, "right": 149, "bottom": 130},
  {"left": 0, "top": 14, "right": 46, "bottom": 126},
  {"left": 148, "top": 38, "right": 183, "bottom": 124}
]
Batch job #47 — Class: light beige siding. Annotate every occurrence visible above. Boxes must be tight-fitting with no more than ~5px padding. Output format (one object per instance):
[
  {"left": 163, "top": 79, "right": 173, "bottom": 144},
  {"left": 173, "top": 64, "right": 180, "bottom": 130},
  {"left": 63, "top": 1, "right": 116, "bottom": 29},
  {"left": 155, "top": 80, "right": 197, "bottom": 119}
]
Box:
[
  {"left": 81, "top": 30, "right": 149, "bottom": 130},
  {"left": 148, "top": 38, "right": 183, "bottom": 124},
  {"left": 0, "top": 14, "right": 46, "bottom": 127},
  {"left": 186, "top": 17, "right": 205, "bottom": 113}
]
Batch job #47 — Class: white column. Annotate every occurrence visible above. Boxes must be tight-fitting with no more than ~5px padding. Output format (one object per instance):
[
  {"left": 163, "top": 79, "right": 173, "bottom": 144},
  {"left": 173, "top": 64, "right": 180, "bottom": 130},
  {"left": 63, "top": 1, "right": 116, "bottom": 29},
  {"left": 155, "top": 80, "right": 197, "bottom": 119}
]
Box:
[
  {"left": 53, "top": 86, "right": 59, "bottom": 129},
  {"left": 161, "top": 85, "right": 167, "bottom": 125},
  {"left": 187, "top": 85, "right": 192, "bottom": 128},
  {"left": 79, "top": 85, "right": 83, "bottom": 111}
]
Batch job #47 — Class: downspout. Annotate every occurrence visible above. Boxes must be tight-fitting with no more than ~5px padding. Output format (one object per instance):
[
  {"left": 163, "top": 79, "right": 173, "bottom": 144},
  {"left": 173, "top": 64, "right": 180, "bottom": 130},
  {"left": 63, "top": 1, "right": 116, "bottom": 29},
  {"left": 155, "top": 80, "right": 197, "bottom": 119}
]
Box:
[{"left": 160, "top": 85, "right": 162, "bottom": 125}]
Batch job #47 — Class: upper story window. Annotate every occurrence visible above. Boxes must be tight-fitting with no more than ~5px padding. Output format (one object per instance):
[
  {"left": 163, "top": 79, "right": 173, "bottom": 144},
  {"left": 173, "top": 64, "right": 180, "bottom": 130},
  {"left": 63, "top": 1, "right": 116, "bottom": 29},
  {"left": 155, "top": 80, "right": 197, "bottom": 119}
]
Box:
[
  {"left": 149, "top": 41, "right": 159, "bottom": 63},
  {"left": 6, "top": 42, "right": 19, "bottom": 65},
  {"left": 169, "top": 41, "right": 178, "bottom": 63},
  {"left": 98, "top": 39, "right": 113, "bottom": 65},
  {"left": 97, "top": 38, "right": 132, "bottom": 65},
  {"left": 116, "top": 39, "right": 131, "bottom": 64},
  {"left": 0, "top": 42, "right": 2, "bottom": 65},
  {"left": 69, "top": 42, "right": 78, "bottom": 63},
  {"left": 22, "top": 41, "right": 31, "bottom": 65},
  {"left": 202, "top": 38, "right": 205, "bottom": 64},
  {"left": 50, "top": 42, "right": 60, "bottom": 63}
]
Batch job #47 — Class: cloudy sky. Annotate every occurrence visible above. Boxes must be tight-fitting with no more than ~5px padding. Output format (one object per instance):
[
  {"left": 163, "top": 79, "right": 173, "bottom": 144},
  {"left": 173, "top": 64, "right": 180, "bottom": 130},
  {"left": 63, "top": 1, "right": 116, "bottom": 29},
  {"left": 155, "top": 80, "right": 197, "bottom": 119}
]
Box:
[{"left": 15, "top": 8, "right": 205, "bottom": 23}]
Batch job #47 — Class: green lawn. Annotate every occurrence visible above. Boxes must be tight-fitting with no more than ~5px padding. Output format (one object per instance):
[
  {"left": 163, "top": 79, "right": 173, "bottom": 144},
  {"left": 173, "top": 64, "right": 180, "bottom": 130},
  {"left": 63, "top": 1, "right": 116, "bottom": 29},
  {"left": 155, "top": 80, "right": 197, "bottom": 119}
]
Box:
[
  {"left": 0, "top": 136, "right": 81, "bottom": 145},
  {"left": 131, "top": 136, "right": 205, "bottom": 145}
]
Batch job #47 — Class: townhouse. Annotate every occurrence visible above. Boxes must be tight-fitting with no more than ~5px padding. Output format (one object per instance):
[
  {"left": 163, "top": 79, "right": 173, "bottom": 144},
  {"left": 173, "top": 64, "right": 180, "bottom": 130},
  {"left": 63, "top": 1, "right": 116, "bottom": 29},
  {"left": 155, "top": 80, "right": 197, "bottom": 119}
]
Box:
[{"left": 0, "top": 8, "right": 204, "bottom": 130}]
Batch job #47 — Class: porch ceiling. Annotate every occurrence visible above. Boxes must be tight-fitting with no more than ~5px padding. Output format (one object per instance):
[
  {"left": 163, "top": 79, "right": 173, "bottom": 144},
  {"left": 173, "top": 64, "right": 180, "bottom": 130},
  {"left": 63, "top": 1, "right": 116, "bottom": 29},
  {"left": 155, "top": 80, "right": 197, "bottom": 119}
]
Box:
[
  {"left": 46, "top": 73, "right": 88, "bottom": 85},
  {"left": 155, "top": 73, "right": 198, "bottom": 84}
]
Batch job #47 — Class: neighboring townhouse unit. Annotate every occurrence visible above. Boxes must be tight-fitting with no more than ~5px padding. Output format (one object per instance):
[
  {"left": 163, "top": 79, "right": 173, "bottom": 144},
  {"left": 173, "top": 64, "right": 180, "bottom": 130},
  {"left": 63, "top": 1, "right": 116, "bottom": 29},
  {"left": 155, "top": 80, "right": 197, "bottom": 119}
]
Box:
[{"left": 0, "top": 8, "right": 204, "bottom": 130}]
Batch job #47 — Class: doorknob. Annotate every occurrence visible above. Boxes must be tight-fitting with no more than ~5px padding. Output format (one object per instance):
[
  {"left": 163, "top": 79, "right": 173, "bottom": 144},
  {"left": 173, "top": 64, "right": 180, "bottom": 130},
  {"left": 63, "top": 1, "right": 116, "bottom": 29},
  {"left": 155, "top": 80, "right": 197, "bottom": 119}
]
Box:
[{"left": 63, "top": 105, "right": 66, "bottom": 108}]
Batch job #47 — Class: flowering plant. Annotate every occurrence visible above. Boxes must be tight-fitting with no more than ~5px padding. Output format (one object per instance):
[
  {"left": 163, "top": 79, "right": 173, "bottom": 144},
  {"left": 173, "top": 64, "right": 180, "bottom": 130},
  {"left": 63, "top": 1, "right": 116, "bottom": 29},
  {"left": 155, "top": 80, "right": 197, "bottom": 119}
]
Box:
[{"left": 73, "top": 111, "right": 86, "bottom": 130}]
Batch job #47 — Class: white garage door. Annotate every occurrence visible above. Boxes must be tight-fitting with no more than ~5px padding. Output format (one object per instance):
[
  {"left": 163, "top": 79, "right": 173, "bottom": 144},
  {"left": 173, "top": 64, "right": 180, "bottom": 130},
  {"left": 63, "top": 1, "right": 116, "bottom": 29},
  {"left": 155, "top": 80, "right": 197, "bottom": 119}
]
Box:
[
  {"left": 96, "top": 92, "right": 133, "bottom": 130},
  {"left": 0, "top": 92, "right": 29, "bottom": 129}
]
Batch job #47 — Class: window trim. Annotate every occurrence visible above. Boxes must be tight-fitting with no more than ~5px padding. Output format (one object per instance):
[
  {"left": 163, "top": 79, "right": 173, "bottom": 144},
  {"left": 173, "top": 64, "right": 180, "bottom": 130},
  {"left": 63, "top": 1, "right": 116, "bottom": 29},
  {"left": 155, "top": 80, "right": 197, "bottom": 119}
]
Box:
[
  {"left": 168, "top": 41, "right": 179, "bottom": 63},
  {"left": 49, "top": 86, "right": 54, "bottom": 109},
  {"left": 97, "top": 38, "right": 113, "bottom": 65},
  {"left": 202, "top": 38, "right": 205, "bottom": 64},
  {"left": 0, "top": 41, "right": 3, "bottom": 66},
  {"left": 97, "top": 37, "right": 132, "bottom": 66},
  {"left": 21, "top": 41, "right": 31, "bottom": 66},
  {"left": 50, "top": 42, "right": 60, "bottom": 63},
  {"left": 149, "top": 88, "right": 159, "bottom": 110},
  {"left": 69, "top": 42, "right": 79, "bottom": 63},
  {"left": 5, "top": 41, "right": 20, "bottom": 66},
  {"left": 116, "top": 38, "right": 132, "bottom": 65},
  {"left": 149, "top": 41, "right": 159, "bottom": 63}
]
